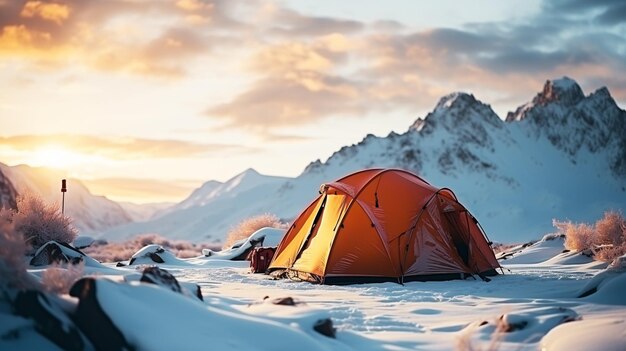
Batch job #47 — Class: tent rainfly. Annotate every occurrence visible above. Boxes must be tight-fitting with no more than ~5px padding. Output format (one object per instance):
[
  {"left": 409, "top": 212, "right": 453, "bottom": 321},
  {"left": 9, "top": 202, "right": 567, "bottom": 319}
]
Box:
[{"left": 269, "top": 169, "right": 501, "bottom": 284}]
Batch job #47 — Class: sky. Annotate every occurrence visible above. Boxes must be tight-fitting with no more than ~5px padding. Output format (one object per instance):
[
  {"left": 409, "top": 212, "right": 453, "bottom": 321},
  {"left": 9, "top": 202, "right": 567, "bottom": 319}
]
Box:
[{"left": 1, "top": 0, "right": 625, "bottom": 203}]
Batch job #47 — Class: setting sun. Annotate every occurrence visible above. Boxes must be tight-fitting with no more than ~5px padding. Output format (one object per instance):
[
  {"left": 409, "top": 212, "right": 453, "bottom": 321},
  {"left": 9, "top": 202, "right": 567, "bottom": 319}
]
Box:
[{"left": 29, "top": 145, "right": 85, "bottom": 169}]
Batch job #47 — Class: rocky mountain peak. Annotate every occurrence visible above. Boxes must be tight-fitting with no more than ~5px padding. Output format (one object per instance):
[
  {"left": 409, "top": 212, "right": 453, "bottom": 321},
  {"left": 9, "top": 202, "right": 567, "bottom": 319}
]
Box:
[
  {"left": 533, "top": 77, "right": 584, "bottom": 107},
  {"left": 415, "top": 91, "right": 501, "bottom": 134},
  {"left": 434, "top": 92, "right": 479, "bottom": 111},
  {"left": 506, "top": 77, "right": 587, "bottom": 122}
]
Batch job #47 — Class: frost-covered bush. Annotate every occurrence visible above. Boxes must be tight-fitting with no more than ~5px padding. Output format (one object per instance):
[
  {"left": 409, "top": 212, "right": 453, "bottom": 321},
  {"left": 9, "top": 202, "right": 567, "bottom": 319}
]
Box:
[
  {"left": 0, "top": 211, "right": 35, "bottom": 290},
  {"left": 223, "top": 213, "right": 287, "bottom": 249},
  {"left": 11, "top": 194, "right": 77, "bottom": 251},
  {"left": 554, "top": 211, "right": 626, "bottom": 262},
  {"left": 40, "top": 261, "right": 85, "bottom": 294}
]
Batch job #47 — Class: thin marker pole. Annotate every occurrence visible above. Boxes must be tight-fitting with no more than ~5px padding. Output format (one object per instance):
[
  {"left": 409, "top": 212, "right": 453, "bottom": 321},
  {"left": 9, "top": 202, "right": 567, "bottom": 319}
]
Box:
[{"left": 61, "top": 179, "right": 67, "bottom": 215}]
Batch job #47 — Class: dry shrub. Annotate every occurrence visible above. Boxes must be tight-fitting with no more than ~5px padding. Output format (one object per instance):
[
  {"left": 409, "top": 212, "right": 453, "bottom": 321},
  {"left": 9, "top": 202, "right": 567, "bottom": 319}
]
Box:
[
  {"left": 83, "top": 233, "right": 211, "bottom": 262},
  {"left": 223, "top": 213, "right": 287, "bottom": 249},
  {"left": 595, "top": 245, "right": 626, "bottom": 262},
  {"left": 40, "top": 261, "right": 85, "bottom": 295},
  {"left": 11, "top": 193, "right": 77, "bottom": 251},
  {"left": 0, "top": 212, "right": 35, "bottom": 290},
  {"left": 595, "top": 211, "right": 625, "bottom": 247},
  {"left": 555, "top": 220, "right": 594, "bottom": 251},
  {"left": 554, "top": 211, "right": 626, "bottom": 262}
]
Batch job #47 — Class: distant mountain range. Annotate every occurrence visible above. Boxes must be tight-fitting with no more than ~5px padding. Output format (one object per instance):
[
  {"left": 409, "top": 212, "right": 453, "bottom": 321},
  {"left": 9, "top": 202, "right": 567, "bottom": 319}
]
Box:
[
  {"left": 0, "top": 163, "right": 134, "bottom": 233},
  {"left": 2, "top": 77, "right": 625, "bottom": 244}
]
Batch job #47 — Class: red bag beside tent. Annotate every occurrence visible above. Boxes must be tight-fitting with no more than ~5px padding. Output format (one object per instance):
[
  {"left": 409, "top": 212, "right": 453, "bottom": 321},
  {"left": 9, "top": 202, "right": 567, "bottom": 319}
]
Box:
[{"left": 249, "top": 247, "right": 276, "bottom": 274}]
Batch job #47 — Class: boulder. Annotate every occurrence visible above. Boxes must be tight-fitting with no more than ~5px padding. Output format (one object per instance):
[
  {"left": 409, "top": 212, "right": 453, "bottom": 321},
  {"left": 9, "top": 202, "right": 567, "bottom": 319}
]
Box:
[
  {"left": 13, "top": 290, "right": 89, "bottom": 351},
  {"left": 137, "top": 266, "right": 203, "bottom": 301},
  {"left": 140, "top": 266, "right": 181, "bottom": 294},
  {"left": 69, "top": 278, "right": 132, "bottom": 351},
  {"left": 30, "top": 241, "right": 84, "bottom": 266},
  {"left": 128, "top": 245, "right": 177, "bottom": 265}
]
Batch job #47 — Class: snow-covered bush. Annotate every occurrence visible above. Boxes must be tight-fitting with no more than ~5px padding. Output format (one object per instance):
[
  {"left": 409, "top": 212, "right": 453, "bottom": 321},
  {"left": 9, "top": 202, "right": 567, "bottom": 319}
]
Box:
[
  {"left": 0, "top": 211, "right": 36, "bottom": 290},
  {"left": 41, "top": 261, "right": 85, "bottom": 294},
  {"left": 223, "top": 213, "right": 287, "bottom": 249},
  {"left": 10, "top": 193, "right": 77, "bottom": 251},
  {"left": 554, "top": 211, "right": 626, "bottom": 262}
]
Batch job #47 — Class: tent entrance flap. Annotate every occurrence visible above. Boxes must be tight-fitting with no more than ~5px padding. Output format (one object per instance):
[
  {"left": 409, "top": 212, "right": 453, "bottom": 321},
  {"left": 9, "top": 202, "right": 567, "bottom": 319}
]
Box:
[
  {"left": 292, "top": 194, "right": 349, "bottom": 276},
  {"left": 443, "top": 207, "right": 470, "bottom": 266},
  {"left": 294, "top": 194, "right": 328, "bottom": 263}
]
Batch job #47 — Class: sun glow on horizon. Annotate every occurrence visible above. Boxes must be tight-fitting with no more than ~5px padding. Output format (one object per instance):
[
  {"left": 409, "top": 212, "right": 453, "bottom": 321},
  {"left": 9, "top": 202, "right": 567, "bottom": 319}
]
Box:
[{"left": 29, "top": 145, "right": 87, "bottom": 169}]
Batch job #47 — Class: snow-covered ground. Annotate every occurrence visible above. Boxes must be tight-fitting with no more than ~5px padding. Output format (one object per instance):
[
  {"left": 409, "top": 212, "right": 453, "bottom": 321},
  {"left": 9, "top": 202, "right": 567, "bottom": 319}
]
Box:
[
  {"left": 169, "top": 238, "right": 626, "bottom": 350},
  {"left": 3, "top": 235, "right": 625, "bottom": 351}
]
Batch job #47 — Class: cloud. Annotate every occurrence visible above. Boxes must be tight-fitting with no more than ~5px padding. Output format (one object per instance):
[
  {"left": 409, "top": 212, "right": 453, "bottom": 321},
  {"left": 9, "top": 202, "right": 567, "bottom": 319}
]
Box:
[
  {"left": 207, "top": 75, "right": 366, "bottom": 131},
  {"left": 2, "top": 0, "right": 625, "bottom": 129},
  {"left": 20, "top": 1, "right": 70, "bottom": 25},
  {"left": 546, "top": 0, "right": 626, "bottom": 25},
  {"left": 0, "top": 0, "right": 243, "bottom": 77},
  {"left": 0, "top": 134, "right": 246, "bottom": 159},
  {"left": 205, "top": 34, "right": 373, "bottom": 131},
  {"left": 264, "top": 7, "right": 364, "bottom": 37}
]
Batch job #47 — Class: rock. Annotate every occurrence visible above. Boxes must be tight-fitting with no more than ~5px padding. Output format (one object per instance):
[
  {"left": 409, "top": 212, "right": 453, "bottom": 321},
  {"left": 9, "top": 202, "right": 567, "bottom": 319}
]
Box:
[
  {"left": 128, "top": 245, "right": 175, "bottom": 265},
  {"left": 30, "top": 241, "right": 84, "bottom": 266},
  {"left": 313, "top": 318, "right": 336, "bottom": 338},
  {"left": 69, "top": 278, "right": 132, "bottom": 351},
  {"left": 134, "top": 266, "right": 203, "bottom": 301},
  {"left": 13, "top": 290, "right": 88, "bottom": 351},
  {"left": 140, "top": 266, "right": 181, "bottom": 294},
  {"left": 270, "top": 296, "right": 297, "bottom": 306},
  {"left": 194, "top": 286, "right": 204, "bottom": 301},
  {"left": 73, "top": 236, "right": 95, "bottom": 249},
  {"left": 0, "top": 168, "right": 17, "bottom": 209}
]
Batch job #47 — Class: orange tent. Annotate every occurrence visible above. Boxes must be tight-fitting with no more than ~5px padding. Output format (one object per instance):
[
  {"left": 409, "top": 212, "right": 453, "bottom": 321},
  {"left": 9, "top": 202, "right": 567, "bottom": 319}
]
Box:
[{"left": 269, "top": 169, "right": 501, "bottom": 284}]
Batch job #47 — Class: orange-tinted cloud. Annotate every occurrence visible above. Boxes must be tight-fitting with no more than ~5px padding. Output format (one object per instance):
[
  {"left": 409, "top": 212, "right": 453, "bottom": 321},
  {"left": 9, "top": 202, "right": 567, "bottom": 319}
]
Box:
[
  {"left": 0, "top": 0, "right": 240, "bottom": 77},
  {"left": 0, "top": 134, "right": 247, "bottom": 159},
  {"left": 20, "top": 1, "right": 70, "bottom": 25}
]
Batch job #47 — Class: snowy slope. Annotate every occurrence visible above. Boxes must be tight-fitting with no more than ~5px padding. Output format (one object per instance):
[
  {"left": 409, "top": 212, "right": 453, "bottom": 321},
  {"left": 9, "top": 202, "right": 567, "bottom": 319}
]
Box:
[
  {"left": 101, "top": 77, "right": 626, "bottom": 244},
  {"left": 118, "top": 201, "right": 174, "bottom": 222},
  {"left": 0, "top": 163, "right": 133, "bottom": 235}
]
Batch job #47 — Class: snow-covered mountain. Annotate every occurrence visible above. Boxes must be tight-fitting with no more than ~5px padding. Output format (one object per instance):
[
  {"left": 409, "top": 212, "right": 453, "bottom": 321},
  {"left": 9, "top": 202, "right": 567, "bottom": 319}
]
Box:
[
  {"left": 118, "top": 201, "right": 174, "bottom": 222},
  {"left": 156, "top": 168, "right": 286, "bottom": 218},
  {"left": 0, "top": 163, "right": 133, "bottom": 234},
  {"left": 101, "top": 169, "right": 291, "bottom": 242},
  {"left": 101, "top": 77, "right": 626, "bottom": 244}
]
